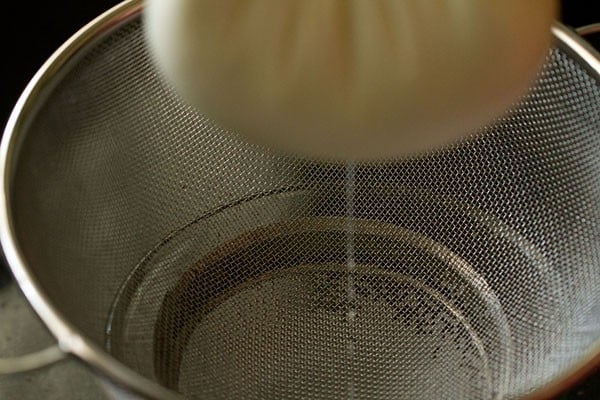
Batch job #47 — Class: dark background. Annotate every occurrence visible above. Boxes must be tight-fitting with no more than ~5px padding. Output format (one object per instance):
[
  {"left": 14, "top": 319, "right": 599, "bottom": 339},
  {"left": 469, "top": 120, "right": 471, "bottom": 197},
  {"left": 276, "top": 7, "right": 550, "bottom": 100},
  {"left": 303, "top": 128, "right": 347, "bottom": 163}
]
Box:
[{"left": 0, "top": 1, "right": 599, "bottom": 399}]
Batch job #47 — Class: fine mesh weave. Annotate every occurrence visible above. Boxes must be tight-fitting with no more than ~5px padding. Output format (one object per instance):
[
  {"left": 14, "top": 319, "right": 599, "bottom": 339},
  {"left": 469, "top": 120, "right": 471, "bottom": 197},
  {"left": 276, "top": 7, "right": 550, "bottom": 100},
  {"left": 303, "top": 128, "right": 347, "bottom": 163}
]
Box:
[{"left": 8, "top": 15, "right": 600, "bottom": 400}]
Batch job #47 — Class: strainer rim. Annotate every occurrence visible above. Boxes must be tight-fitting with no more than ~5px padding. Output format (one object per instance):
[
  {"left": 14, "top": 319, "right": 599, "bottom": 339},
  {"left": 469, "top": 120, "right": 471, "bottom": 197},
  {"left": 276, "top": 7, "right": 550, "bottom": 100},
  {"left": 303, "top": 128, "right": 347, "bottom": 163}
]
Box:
[
  {"left": 0, "top": 1, "right": 599, "bottom": 399},
  {"left": 0, "top": 1, "right": 181, "bottom": 398}
]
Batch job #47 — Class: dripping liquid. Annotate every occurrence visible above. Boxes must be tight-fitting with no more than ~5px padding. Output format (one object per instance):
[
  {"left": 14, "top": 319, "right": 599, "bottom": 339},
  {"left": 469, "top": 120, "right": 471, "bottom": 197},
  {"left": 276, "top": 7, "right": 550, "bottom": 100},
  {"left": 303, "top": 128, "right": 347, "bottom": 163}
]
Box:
[{"left": 345, "top": 161, "right": 356, "bottom": 400}]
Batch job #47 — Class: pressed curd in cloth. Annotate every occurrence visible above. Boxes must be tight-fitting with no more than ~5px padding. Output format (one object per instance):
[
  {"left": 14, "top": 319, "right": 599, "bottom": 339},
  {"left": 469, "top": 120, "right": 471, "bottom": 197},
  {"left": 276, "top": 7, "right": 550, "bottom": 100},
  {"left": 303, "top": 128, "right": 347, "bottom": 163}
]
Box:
[{"left": 146, "top": 0, "right": 557, "bottom": 160}]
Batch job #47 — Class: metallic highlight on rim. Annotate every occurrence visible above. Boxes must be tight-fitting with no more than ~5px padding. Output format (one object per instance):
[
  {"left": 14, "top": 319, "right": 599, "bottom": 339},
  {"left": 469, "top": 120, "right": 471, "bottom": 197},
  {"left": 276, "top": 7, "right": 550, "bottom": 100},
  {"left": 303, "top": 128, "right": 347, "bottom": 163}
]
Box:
[
  {"left": 0, "top": 2, "right": 598, "bottom": 398},
  {"left": 0, "top": 1, "right": 180, "bottom": 398}
]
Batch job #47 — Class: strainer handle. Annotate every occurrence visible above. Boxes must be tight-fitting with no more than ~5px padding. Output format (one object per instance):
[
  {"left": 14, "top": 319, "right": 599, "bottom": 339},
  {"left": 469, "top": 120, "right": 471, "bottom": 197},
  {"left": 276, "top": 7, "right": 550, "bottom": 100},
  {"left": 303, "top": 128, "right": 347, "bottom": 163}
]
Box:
[
  {"left": 573, "top": 24, "right": 600, "bottom": 57},
  {"left": 575, "top": 23, "right": 600, "bottom": 38},
  {"left": 0, "top": 345, "right": 66, "bottom": 374},
  {"left": 0, "top": 271, "right": 67, "bottom": 374}
]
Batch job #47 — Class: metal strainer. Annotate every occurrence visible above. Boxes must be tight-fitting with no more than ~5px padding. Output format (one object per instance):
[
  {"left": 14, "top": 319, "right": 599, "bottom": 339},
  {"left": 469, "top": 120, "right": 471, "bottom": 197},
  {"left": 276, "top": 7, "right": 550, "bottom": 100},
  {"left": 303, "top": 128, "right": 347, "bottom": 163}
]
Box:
[{"left": 1, "top": 1, "right": 600, "bottom": 399}]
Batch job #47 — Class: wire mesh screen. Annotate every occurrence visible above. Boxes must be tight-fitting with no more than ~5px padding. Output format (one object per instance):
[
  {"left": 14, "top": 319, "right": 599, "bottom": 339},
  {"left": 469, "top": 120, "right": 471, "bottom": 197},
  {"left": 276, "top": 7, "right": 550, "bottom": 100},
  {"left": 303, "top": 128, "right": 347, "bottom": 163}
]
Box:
[{"left": 8, "top": 15, "right": 600, "bottom": 400}]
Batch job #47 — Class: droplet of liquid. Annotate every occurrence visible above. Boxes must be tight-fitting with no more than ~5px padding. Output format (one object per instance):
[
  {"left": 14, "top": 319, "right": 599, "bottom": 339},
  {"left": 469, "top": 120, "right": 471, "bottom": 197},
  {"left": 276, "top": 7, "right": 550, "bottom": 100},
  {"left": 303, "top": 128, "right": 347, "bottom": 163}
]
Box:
[{"left": 347, "top": 309, "right": 357, "bottom": 323}]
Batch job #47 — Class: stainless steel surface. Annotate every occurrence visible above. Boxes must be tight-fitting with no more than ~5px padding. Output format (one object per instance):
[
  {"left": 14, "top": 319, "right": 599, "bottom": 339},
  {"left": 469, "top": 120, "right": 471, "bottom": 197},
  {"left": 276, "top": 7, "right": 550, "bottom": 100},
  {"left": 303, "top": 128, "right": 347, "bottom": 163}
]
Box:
[
  {"left": 1, "top": 1, "right": 600, "bottom": 399},
  {"left": 576, "top": 23, "right": 600, "bottom": 37},
  {"left": 0, "top": 345, "right": 64, "bottom": 375},
  {"left": 0, "top": 281, "right": 106, "bottom": 399}
]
